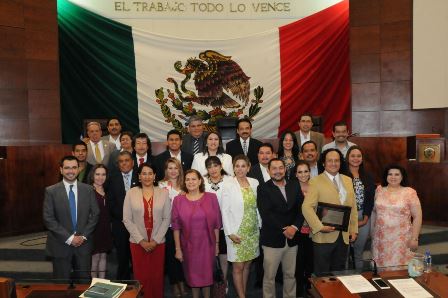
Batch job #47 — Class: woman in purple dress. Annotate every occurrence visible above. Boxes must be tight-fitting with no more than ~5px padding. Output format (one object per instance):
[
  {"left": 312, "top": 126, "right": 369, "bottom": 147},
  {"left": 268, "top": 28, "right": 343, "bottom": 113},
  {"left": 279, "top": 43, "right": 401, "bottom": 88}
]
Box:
[
  {"left": 88, "top": 164, "right": 113, "bottom": 278},
  {"left": 172, "top": 169, "right": 222, "bottom": 298}
]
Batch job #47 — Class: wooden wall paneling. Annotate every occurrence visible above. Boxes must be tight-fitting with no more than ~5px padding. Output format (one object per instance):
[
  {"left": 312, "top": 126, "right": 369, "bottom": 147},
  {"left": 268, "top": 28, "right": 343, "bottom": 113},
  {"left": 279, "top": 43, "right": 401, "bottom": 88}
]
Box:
[
  {"left": 380, "top": 80, "right": 411, "bottom": 110},
  {"left": 29, "top": 118, "right": 62, "bottom": 143},
  {"left": 28, "top": 89, "right": 59, "bottom": 119},
  {"left": 0, "top": 0, "right": 25, "bottom": 28},
  {"left": 0, "top": 89, "right": 28, "bottom": 119},
  {"left": 0, "top": 26, "right": 25, "bottom": 59},
  {"left": 380, "top": 50, "right": 411, "bottom": 81},
  {"left": 0, "top": 157, "right": 10, "bottom": 233},
  {"left": 381, "top": 110, "right": 446, "bottom": 135},
  {"left": 407, "top": 162, "right": 448, "bottom": 224},
  {"left": 350, "top": 26, "right": 380, "bottom": 54},
  {"left": 380, "top": 21, "right": 411, "bottom": 53},
  {"left": 0, "top": 59, "right": 27, "bottom": 88},
  {"left": 349, "top": 0, "right": 380, "bottom": 27},
  {"left": 25, "top": 30, "right": 58, "bottom": 61},
  {"left": 24, "top": 0, "right": 57, "bottom": 33},
  {"left": 350, "top": 53, "right": 381, "bottom": 83},
  {"left": 26, "top": 60, "right": 59, "bottom": 89},
  {"left": 351, "top": 111, "right": 380, "bottom": 135},
  {"left": 351, "top": 83, "right": 380, "bottom": 111},
  {"left": 0, "top": 119, "right": 30, "bottom": 144},
  {"left": 380, "top": 0, "right": 411, "bottom": 24}
]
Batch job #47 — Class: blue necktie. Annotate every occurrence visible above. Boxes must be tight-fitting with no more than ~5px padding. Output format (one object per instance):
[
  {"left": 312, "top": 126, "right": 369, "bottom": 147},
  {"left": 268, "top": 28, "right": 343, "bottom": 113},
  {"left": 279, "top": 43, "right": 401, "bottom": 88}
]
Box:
[{"left": 69, "top": 185, "right": 77, "bottom": 232}]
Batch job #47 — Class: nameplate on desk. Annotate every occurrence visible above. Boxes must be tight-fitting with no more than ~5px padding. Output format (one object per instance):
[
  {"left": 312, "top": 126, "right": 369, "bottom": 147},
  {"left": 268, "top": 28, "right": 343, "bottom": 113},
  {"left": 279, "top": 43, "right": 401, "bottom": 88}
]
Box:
[{"left": 316, "top": 202, "right": 351, "bottom": 232}]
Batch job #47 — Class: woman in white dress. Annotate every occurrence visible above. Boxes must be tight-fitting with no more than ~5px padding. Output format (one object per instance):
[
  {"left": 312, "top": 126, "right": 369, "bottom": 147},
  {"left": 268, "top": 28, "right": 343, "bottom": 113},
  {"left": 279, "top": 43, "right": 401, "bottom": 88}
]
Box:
[
  {"left": 191, "top": 132, "right": 234, "bottom": 176},
  {"left": 158, "top": 157, "right": 187, "bottom": 297},
  {"left": 221, "top": 155, "right": 261, "bottom": 298},
  {"left": 203, "top": 156, "right": 232, "bottom": 290}
]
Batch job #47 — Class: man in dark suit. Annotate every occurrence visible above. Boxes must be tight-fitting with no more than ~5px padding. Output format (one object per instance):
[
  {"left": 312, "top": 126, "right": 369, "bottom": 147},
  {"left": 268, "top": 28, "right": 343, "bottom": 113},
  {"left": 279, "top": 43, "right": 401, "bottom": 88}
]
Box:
[
  {"left": 106, "top": 151, "right": 138, "bottom": 280},
  {"left": 225, "top": 118, "right": 262, "bottom": 165},
  {"left": 132, "top": 132, "right": 153, "bottom": 170},
  {"left": 248, "top": 142, "right": 274, "bottom": 185},
  {"left": 154, "top": 129, "right": 193, "bottom": 181},
  {"left": 181, "top": 115, "right": 207, "bottom": 155},
  {"left": 43, "top": 156, "right": 99, "bottom": 279},
  {"left": 71, "top": 141, "right": 92, "bottom": 183},
  {"left": 257, "top": 158, "right": 304, "bottom": 298},
  {"left": 300, "top": 140, "right": 321, "bottom": 178}
]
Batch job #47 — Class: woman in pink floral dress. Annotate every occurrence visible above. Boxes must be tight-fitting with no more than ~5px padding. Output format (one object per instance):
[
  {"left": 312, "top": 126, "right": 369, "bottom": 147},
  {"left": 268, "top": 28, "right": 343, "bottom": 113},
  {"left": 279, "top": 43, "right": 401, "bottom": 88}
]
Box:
[{"left": 371, "top": 165, "right": 422, "bottom": 267}]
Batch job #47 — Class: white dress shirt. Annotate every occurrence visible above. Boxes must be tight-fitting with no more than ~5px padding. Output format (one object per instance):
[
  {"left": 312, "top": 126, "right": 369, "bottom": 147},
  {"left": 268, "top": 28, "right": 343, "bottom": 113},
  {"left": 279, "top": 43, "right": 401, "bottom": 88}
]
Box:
[
  {"left": 109, "top": 134, "right": 121, "bottom": 150},
  {"left": 240, "top": 137, "right": 250, "bottom": 155},
  {"left": 169, "top": 150, "right": 182, "bottom": 163},
  {"left": 260, "top": 164, "right": 271, "bottom": 182},
  {"left": 63, "top": 180, "right": 78, "bottom": 245},
  {"left": 300, "top": 131, "right": 311, "bottom": 146}
]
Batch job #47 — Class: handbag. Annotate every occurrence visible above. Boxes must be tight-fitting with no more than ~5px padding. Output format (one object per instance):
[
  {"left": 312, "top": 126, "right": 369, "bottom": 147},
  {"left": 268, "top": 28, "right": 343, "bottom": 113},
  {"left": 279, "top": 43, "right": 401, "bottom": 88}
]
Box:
[{"left": 212, "top": 257, "right": 226, "bottom": 298}]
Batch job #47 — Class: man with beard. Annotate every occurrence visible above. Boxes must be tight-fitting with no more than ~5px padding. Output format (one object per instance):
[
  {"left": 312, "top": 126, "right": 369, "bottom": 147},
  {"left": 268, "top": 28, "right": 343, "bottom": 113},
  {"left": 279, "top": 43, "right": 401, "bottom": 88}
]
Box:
[
  {"left": 300, "top": 140, "right": 321, "bottom": 178},
  {"left": 257, "top": 158, "right": 304, "bottom": 298},
  {"left": 294, "top": 113, "right": 325, "bottom": 153},
  {"left": 43, "top": 156, "right": 99, "bottom": 279},
  {"left": 321, "top": 121, "right": 356, "bottom": 158},
  {"left": 71, "top": 141, "right": 92, "bottom": 183},
  {"left": 226, "top": 118, "right": 262, "bottom": 166},
  {"left": 102, "top": 117, "right": 122, "bottom": 150}
]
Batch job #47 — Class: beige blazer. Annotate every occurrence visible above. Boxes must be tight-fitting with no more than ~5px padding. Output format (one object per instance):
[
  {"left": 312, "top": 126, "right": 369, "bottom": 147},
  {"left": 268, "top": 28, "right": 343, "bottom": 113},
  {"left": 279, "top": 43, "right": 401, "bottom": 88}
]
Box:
[
  {"left": 123, "top": 186, "right": 171, "bottom": 244},
  {"left": 301, "top": 173, "right": 358, "bottom": 244},
  {"left": 295, "top": 130, "right": 325, "bottom": 153},
  {"left": 86, "top": 140, "right": 116, "bottom": 165}
]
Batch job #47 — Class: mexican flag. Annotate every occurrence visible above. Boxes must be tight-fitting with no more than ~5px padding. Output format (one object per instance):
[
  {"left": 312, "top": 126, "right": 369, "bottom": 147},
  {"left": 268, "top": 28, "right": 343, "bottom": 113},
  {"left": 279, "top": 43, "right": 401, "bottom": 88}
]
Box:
[{"left": 58, "top": 0, "right": 350, "bottom": 143}]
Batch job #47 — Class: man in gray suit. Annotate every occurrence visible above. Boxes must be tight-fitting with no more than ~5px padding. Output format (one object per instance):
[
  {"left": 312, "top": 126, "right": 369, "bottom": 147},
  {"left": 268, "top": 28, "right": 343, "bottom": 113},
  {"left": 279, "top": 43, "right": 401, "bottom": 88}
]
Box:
[
  {"left": 294, "top": 113, "right": 325, "bottom": 153},
  {"left": 86, "top": 121, "right": 116, "bottom": 165},
  {"left": 43, "top": 155, "right": 100, "bottom": 279}
]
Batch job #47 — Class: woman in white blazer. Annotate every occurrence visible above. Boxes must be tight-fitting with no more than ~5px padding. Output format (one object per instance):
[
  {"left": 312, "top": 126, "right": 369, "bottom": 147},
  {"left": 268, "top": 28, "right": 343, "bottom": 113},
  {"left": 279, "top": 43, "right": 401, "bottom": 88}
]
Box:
[
  {"left": 191, "top": 132, "right": 234, "bottom": 176},
  {"left": 221, "top": 155, "right": 261, "bottom": 298},
  {"left": 123, "top": 162, "right": 171, "bottom": 298}
]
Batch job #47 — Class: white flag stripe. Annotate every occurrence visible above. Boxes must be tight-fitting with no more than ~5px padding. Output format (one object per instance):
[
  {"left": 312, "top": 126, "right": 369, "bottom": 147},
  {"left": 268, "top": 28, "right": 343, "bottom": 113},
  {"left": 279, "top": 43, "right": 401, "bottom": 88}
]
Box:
[{"left": 132, "top": 28, "right": 281, "bottom": 141}]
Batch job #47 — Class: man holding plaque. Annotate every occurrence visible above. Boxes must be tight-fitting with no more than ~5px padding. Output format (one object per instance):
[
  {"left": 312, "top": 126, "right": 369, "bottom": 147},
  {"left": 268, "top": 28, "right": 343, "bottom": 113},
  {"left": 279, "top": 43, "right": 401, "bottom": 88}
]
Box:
[{"left": 302, "top": 148, "right": 358, "bottom": 276}]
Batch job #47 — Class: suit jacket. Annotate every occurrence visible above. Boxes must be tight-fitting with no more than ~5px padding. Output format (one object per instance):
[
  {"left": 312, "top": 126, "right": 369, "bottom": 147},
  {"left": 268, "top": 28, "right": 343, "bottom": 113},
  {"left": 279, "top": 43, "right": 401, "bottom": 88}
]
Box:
[
  {"left": 181, "top": 133, "right": 207, "bottom": 155},
  {"left": 225, "top": 137, "right": 263, "bottom": 166},
  {"left": 123, "top": 187, "right": 171, "bottom": 244},
  {"left": 106, "top": 171, "right": 139, "bottom": 224},
  {"left": 132, "top": 153, "right": 154, "bottom": 173},
  {"left": 86, "top": 140, "right": 117, "bottom": 166},
  {"left": 257, "top": 179, "right": 304, "bottom": 248},
  {"left": 301, "top": 173, "right": 358, "bottom": 245},
  {"left": 248, "top": 163, "right": 268, "bottom": 186},
  {"left": 221, "top": 177, "right": 261, "bottom": 236},
  {"left": 43, "top": 182, "right": 100, "bottom": 258},
  {"left": 295, "top": 130, "right": 325, "bottom": 153},
  {"left": 154, "top": 150, "right": 193, "bottom": 182}
]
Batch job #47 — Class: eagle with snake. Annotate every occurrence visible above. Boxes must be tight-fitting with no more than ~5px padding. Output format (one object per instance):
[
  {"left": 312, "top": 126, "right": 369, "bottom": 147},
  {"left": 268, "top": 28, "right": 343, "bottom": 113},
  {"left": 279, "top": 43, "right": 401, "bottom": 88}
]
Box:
[{"left": 176, "top": 50, "right": 251, "bottom": 109}]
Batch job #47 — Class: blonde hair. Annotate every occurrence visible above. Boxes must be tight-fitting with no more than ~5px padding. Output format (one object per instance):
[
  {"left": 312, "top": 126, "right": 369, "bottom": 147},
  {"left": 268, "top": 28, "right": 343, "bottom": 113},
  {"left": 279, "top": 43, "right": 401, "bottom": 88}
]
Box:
[{"left": 161, "top": 157, "right": 184, "bottom": 187}]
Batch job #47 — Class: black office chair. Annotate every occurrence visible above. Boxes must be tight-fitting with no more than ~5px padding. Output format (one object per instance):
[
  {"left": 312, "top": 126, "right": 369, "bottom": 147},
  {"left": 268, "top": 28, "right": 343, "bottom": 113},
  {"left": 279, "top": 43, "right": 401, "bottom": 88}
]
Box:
[{"left": 216, "top": 117, "right": 238, "bottom": 140}]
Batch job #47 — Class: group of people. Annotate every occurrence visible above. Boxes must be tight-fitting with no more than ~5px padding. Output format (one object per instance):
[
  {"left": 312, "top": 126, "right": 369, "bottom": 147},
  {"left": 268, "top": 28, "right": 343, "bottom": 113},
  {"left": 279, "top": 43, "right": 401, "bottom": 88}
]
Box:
[{"left": 43, "top": 114, "right": 423, "bottom": 298}]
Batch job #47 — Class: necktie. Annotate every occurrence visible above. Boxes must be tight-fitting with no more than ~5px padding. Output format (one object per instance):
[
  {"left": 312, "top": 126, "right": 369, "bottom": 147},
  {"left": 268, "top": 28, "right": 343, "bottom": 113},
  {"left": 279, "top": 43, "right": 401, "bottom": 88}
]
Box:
[
  {"left": 123, "top": 173, "right": 130, "bottom": 192},
  {"left": 68, "top": 185, "right": 77, "bottom": 232},
  {"left": 139, "top": 157, "right": 144, "bottom": 166},
  {"left": 243, "top": 140, "right": 248, "bottom": 155},
  {"left": 94, "top": 143, "right": 102, "bottom": 163},
  {"left": 333, "top": 177, "right": 339, "bottom": 191},
  {"left": 193, "top": 138, "right": 199, "bottom": 154}
]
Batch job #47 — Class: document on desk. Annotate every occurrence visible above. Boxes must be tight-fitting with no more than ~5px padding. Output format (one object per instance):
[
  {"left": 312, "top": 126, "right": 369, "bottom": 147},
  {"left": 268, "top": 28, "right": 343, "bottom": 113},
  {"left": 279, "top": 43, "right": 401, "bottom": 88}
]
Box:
[
  {"left": 337, "top": 275, "right": 377, "bottom": 293},
  {"left": 388, "top": 278, "right": 433, "bottom": 298}
]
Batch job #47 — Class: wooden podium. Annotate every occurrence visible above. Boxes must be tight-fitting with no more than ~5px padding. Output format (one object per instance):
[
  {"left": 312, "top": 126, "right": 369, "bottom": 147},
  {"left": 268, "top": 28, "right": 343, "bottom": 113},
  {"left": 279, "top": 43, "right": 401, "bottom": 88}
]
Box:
[{"left": 309, "top": 270, "right": 448, "bottom": 298}]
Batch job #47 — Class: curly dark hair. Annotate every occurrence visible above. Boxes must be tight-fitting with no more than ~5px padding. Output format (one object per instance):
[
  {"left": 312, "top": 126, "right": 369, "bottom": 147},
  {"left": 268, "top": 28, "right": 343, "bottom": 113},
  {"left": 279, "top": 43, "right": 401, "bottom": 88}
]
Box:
[
  {"left": 318, "top": 148, "right": 346, "bottom": 174},
  {"left": 381, "top": 164, "right": 408, "bottom": 187}
]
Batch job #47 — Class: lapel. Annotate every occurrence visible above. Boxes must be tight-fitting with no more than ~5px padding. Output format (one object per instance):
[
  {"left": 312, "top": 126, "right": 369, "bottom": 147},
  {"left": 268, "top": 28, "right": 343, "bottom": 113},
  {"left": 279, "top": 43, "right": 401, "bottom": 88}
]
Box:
[
  {"left": 321, "top": 173, "right": 341, "bottom": 204},
  {"left": 267, "top": 180, "right": 288, "bottom": 207}
]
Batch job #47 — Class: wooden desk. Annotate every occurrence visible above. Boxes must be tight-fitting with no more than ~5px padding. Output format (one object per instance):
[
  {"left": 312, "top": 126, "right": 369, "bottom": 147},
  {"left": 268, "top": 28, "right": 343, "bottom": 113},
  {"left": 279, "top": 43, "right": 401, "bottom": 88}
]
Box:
[
  {"left": 309, "top": 270, "right": 448, "bottom": 298},
  {"left": 15, "top": 282, "right": 141, "bottom": 298}
]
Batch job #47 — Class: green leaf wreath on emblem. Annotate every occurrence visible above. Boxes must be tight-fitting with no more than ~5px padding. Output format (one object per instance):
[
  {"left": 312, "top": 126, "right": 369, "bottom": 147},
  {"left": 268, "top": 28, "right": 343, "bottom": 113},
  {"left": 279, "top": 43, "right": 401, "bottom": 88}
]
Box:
[{"left": 154, "top": 50, "right": 263, "bottom": 133}]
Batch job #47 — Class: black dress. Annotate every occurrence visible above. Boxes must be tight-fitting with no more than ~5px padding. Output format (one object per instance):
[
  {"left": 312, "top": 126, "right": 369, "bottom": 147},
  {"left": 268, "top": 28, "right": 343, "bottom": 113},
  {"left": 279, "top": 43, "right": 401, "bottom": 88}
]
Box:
[{"left": 92, "top": 191, "right": 113, "bottom": 254}]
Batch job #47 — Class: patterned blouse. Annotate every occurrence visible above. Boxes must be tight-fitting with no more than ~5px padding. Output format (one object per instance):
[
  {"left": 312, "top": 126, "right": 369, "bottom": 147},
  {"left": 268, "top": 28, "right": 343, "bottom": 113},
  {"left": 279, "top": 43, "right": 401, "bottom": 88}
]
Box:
[{"left": 353, "top": 177, "right": 365, "bottom": 211}]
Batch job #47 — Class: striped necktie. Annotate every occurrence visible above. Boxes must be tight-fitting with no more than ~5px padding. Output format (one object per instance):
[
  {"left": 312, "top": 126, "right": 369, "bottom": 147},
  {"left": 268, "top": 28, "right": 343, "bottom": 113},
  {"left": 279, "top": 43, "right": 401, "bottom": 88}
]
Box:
[
  {"left": 193, "top": 138, "right": 200, "bottom": 154},
  {"left": 243, "top": 140, "right": 248, "bottom": 155}
]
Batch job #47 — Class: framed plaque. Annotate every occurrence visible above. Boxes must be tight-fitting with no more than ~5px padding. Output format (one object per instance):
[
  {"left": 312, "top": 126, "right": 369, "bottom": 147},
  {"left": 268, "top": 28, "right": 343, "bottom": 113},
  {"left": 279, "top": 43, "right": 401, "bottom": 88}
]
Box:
[
  {"left": 316, "top": 202, "right": 352, "bottom": 232},
  {"left": 416, "top": 138, "right": 445, "bottom": 163}
]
